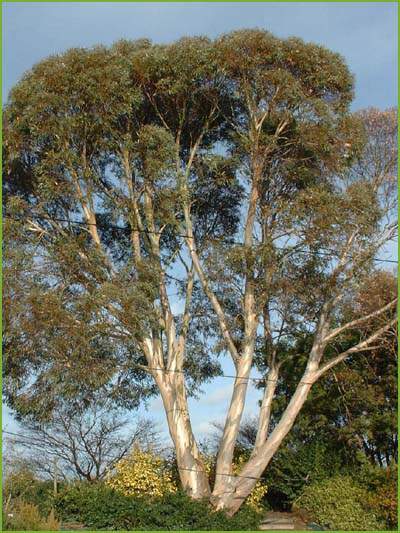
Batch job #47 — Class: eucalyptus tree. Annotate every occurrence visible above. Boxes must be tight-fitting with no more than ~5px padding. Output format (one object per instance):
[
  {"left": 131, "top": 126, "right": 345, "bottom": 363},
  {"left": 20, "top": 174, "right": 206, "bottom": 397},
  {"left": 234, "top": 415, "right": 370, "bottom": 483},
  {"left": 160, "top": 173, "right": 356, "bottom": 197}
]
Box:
[{"left": 4, "top": 30, "right": 397, "bottom": 514}]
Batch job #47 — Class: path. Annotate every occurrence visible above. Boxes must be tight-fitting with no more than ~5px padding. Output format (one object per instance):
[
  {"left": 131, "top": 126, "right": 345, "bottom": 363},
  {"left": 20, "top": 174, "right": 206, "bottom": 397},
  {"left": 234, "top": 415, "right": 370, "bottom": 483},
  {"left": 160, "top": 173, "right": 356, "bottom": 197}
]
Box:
[{"left": 259, "top": 511, "right": 309, "bottom": 531}]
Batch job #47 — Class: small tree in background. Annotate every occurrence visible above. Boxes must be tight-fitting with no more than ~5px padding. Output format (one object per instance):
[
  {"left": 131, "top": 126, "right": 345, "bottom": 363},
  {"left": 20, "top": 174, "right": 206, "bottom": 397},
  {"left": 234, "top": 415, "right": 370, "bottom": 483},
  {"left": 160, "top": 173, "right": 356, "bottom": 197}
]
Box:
[{"left": 5, "top": 402, "right": 160, "bottom": 482}]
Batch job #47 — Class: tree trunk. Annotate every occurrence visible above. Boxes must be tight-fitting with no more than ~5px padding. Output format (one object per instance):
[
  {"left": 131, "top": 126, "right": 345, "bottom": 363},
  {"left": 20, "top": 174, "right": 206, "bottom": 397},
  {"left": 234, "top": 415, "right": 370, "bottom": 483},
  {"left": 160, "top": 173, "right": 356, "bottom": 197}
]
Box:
[
  {"left": 212, "top": 355, "right": 254, "bottom": 499},
  {"left": 157, "top": 373, "right": 210, "bottom": 499},
  {"left": 254, "top": 364, "right": 279, "bottom": 451},
  {"left": 214, "top": 376, "right": 315, "bottom": 515}
]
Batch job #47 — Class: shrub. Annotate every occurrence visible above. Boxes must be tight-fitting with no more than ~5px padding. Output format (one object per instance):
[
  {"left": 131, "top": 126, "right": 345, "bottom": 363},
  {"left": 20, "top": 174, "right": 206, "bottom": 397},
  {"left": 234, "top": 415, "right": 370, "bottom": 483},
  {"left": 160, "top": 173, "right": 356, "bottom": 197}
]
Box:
[
  {"left": 4, "top": 470, "right": 62, "bottom": 517},
  {"left": 359, "top": 464, "right": 398, "bottom": 530},
  {"left": 55, "top": 482, "right": 137, "bottom": 529},
  {"left": 264, "top": 439, "right": 342, "bottom": 509},
  {"left": 116, "top": 491, "right": 263, "bottom": 531},
  {"left": 106, "top": 447, "right": 177, "bottom": 497},
  {"left": 293, "top": 475, "right": 385, "bottom": 531},
  {"left": 55, "top": 481, "right": 263, "bottom": 530},
  {"left": 4, "top": 469, "right": 37, "bottom": 498},
  {"left": 370, "top": 479, "right": 398, "bottom": 530},
  {"left": 3, "top": 500, "right": 59, "bottom": 531}
]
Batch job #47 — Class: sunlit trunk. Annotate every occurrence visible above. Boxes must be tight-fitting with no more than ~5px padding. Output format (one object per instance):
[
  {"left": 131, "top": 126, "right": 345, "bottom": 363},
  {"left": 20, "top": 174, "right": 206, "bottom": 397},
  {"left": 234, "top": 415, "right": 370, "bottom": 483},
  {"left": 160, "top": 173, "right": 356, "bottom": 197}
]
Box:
[
  {"left": 214, "top": 377, "right": 315, "bottom": 515},
  {"left": 212, "top": 355, "right": 253, "bottom": 499},
  {"left": 157, "top": 373, "right": 210, "bottom": 499}
]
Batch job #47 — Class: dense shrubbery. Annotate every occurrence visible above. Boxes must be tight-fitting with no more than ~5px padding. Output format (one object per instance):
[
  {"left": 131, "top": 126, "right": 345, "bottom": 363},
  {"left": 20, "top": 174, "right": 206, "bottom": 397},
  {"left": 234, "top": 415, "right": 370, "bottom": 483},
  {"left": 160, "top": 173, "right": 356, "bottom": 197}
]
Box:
[
  {"left": 4, "top": 475, "right": 57, "bottom": 517},
  {"left": 3, "top": 447, "right": 397, "bottom": 531},
  {"left": 3, "top": 500, "right": 59, "bottom": 531},
  {"left": 2, "top": 468, "right": 64, "bottom": 530},
  {"left": 3, "top": 464, "right": 397, "bottom": 531},
  {"left": 355, "top": 463, "right": 398, "bottom": 530},
  {"left": 3, "top": 467, "right": 69, "bottom": 516},
  {"left": 107, "top": 447, "right": 268, "bottom": 512},
  {"left": 369, "top": 479, "right": 398, "bottom": 531},
  {"left": 258, "top": 423, "right": 397, "bottom": 530},
  {"left": 55, "top": 481, "right": 263, "bottom": 530},
  {"left": 263, "top": 439, "right": 342, "bottom": 509},
  {"left": 4, "top": 450, "right": 265, "bottom": 531},
  {"left": 293, "top": 475, "right": 385, "bottom": 531}
]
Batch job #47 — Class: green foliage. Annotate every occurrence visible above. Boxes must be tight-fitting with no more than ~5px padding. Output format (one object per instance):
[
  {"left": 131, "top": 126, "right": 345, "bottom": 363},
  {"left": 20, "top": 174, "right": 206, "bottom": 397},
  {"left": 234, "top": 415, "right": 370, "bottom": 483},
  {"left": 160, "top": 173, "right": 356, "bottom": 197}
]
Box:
[
  {"left": 3, "top": 500, "right": 59, "bottom": 531},
  {"left": 353, "top": 463, "right": 398, "bottom": 529},
  {"left": 294, "top": 475, "right": 385, "bottom": 531},
  {"left": 55, "top": 481, "right": 263, "bottom": 530},
  {"left": 369, "top": 476, "right": 398, "bottom": 530},
  {"left": 3, "top": 470, "right": 59, "bottom": 517},
  {"left": 264, "top": 439, "right": 342, "bottom": 509}
]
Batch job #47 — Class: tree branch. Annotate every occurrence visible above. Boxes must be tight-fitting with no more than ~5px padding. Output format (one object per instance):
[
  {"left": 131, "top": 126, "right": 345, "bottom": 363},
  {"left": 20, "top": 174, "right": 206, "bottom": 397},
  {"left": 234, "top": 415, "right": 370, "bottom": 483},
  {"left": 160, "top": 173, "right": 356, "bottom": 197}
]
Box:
[
  {"left": 324, "top": 298, "right": 397, "bottom": 343},
  {"left": 179, "top": 118, "right": 240, "bottom": 366},
  {"left": 171, "top": 263, "right": 194, "bottom": 370},
  {"left": 315, "top": 317, "right": 397, "bottom": 380},
  {"left": 254, "top": 363, "right": 280, "bottom": 450}
]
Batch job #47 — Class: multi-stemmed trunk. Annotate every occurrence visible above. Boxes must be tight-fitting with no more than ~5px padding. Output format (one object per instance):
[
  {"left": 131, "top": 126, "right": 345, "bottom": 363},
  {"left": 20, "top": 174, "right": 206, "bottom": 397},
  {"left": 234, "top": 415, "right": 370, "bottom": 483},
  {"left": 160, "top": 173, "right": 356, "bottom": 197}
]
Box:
[
  {"left": 134, "top": 107, "right": 396, "bottom": 516},
  {"left": 213, "top": 375, "right": 315, "bottom": 514},
  {"left": 154, "top": 364, "right": 318, "bottom": 514}
]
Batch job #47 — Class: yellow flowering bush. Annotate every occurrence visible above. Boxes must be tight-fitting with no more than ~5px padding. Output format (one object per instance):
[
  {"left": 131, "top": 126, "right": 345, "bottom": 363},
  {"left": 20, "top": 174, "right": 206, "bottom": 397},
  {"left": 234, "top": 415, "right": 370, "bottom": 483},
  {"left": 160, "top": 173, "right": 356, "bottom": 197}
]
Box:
[
  {"left": 108, "top": 448, "right": 266, "bottom": 509},
  {"left": 106, "top": 448, "right": 177, "bottom": 498}
]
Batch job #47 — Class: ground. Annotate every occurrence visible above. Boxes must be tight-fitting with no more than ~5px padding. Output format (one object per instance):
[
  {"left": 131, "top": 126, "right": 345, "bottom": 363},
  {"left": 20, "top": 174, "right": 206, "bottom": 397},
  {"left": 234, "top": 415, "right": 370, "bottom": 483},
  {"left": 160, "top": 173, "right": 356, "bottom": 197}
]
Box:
[{"left": 260, "top": 510, "right": 319, "bottom": 531}]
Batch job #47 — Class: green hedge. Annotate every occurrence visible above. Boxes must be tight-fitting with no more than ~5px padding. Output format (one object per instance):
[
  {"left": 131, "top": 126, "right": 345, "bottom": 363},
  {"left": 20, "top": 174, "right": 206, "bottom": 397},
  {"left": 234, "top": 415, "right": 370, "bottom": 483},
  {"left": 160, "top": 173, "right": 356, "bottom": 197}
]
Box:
[
  {"left": 55, "top": 482, "right": 263, "bottom": 530},
  {"left": 293, "top": 475, "right": 385, "bottom": 531}
]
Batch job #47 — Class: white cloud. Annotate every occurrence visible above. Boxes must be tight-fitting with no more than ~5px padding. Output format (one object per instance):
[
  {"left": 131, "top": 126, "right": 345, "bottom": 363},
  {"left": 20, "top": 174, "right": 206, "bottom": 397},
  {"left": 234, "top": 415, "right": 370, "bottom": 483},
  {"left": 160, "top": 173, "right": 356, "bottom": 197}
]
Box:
[
  {"left": 149, "top": 396, "right": 164, "bottom": 412},
  {"left": 193, "top": 420, "right": 214, "bottom": 436},
  {"left": 202, "top": 385, "right": 232, "bottom": 406}
]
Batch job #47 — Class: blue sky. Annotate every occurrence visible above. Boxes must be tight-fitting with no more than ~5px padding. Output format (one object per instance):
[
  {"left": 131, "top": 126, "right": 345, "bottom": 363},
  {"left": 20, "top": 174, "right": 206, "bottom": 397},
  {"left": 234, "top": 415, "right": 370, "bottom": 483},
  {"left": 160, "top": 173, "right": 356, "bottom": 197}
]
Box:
[
  {"left": 3, "top": 2, "right": 398, "bottom": 444},
  {"left": 3, "top": 2, "right": 397, "bottom": 108}
]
